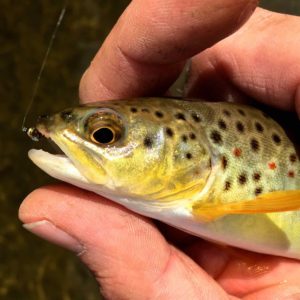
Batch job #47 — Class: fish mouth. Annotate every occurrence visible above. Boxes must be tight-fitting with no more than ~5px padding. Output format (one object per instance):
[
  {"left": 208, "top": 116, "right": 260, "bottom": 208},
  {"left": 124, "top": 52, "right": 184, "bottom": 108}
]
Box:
[
  {"left": 28, "top": 124, "right": 108, "bottom": 193},
  {"left": 28, "top": 149, "right": 89, "bottom": 186},
  {"left": 27, "top": 121, "right": 86, "bottom": 184},
  {"left": 28, "top": 121, "right": 93, "bottom": 186}
]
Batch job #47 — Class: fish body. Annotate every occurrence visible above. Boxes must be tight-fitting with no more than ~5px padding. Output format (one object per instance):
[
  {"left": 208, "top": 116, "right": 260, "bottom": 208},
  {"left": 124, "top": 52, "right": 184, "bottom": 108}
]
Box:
[{"left": 28, "top": 98, "right": 300, "bottom": 259}]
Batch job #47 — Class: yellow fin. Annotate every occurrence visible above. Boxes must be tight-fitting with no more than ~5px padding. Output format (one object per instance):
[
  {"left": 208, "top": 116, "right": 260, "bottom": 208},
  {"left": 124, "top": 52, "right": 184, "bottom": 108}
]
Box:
[{"left": 192, "top": 190, "right": 300, "bottom": 222}]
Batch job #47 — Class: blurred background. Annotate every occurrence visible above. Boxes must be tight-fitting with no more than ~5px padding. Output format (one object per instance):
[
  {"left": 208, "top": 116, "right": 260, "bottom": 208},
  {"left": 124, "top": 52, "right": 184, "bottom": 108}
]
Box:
[{"left": 0, "top": 1, "right": 299, "bottom": 299}]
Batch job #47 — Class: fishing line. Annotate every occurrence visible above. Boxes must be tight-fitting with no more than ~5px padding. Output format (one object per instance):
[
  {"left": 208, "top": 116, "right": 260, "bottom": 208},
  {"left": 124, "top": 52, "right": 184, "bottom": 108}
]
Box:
[{"left": 22, "top": 1, "right": 68, "bottom": 137}]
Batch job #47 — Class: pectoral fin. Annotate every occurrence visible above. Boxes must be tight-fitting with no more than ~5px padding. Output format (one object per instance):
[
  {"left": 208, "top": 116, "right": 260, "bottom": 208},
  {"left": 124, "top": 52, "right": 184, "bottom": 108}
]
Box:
[{"left": 192, "top": 190, "right": 300, "bottom": 222}]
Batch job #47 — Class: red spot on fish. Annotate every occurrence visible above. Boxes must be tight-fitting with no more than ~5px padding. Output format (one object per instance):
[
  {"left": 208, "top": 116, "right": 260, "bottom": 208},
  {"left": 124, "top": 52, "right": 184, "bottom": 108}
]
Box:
[
  {"left": 233, "top": 148, "right": 242, "bottom": 157},
  {"left": 288, "top": 171, "right": 295, "bottom": 178},
  {"left": 268, "top": 162, "right": 277, "bottom": 170}
]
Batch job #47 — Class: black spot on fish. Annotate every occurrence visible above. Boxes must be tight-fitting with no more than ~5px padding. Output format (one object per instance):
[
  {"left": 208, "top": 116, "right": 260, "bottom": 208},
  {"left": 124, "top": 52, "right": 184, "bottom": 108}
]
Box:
[
  {"left": 155, "top": 111, "right": 164, "bottom": 118},
  {"left": 223, "top": 109, "right": 231, "bottom": 117},
  {"left": 236, "top": 121, "right": 244, "bottom": 133},
  {"left": 222, "top": 156, "right": 228, "bottom": 169},
  {"left": 224, "top": 180, "right": 231, "bottom": 191},
  {"left": 237, "top": 109, "right": 246, "bottom": 116},
  {"left": 186, "top": 153, "right": 192, "bottom": 159},
  {"left": 253, "top": 172, "right": 261, "bottom": 181},
  {"left": 189, "top": 133, "right": 196, "bottom": 140},
  {"left": 272, "top": 133, "right": 281, "bottom": 145},
  {"left": 166, "top": 127, "right": 174, "bottom": 138},
  {"left": 191, "top": 112, "right": 201, "bottom": 123},
  {"left": 130, "top": 107, "right": 137, "bottom": 113},
  {"left": 175, "top": 112, "right": 186, "bottom": 121},
  {"left": 255, "top": 122, "right": 264, "bottom": 133},
  {"left": 238, "top": 173, "right": 247, "bottom": 185},
  {"left": 143, "top": 136, "right": 153, "bottom": 148},
  {"left": 181, "top": 135, "right": 188, "bottom": 143},
  {"left": 210, "top": 130, "right": 222, "bottom": 144},
  {"left": 255, "top": 187, "right": 263, "bottom": 196},
  {"left": 290, "top": 153, "right": 297, "bottom": 163},
  {"left": 218, "top": 119, "right": 227, "bottom": 130},
  {"left": 60, "top": 110, "right": 73, "bottom": 122},
  {"left": 250, "top": 138, "right": 259, "bottom": 152}
]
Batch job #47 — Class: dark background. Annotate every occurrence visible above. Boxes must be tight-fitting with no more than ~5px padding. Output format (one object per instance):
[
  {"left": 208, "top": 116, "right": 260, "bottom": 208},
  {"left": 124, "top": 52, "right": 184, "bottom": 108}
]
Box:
[{"left": 0, "top": 1, "right": 299, "bottom": 299}]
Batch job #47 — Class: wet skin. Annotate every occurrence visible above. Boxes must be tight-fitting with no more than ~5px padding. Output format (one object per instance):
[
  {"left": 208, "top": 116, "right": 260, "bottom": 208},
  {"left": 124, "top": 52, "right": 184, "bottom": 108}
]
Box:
[{"left": 20, "top": 0, "right": 300, "bottom": 299}]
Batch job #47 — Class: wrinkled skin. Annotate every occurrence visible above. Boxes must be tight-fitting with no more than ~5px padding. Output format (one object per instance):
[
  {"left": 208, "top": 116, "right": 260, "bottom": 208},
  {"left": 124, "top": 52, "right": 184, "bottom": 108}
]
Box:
[{"left": 20, "top": 0, "right": 300, "bottom": 299}]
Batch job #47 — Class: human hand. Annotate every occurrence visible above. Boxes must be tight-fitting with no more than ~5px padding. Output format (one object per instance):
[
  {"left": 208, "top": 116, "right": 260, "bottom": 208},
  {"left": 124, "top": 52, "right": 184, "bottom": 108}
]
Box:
[{"left": 20, "top": 0, "right": 300, "bottom": 299}]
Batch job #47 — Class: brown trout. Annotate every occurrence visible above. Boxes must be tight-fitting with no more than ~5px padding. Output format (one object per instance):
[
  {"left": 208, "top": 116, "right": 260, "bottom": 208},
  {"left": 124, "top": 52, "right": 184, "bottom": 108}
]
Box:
[{"left": 28, "top": 98, "right": 300, "bottom": 259}]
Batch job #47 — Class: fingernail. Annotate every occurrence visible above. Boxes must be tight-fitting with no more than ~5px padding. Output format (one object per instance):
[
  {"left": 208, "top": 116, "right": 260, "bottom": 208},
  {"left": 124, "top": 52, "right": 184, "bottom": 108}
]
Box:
[{"left": 23, "top": 220, "right": 83, "bottom": 253}]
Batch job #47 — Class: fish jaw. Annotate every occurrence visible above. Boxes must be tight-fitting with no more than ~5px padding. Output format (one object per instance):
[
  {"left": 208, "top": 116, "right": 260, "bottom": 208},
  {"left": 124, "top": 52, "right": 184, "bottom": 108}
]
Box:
[
  {"left": 28, "top": 149, "right": 94, "bottom": 190},
  {"left": 28, "top": 149, "right": 195, "bottom": 221},
  {"left": 29, "top": 147, "right": 132, "bottom": 202},
  {"left": 28, "top": 148, "right": 129, "bottom": 200}
]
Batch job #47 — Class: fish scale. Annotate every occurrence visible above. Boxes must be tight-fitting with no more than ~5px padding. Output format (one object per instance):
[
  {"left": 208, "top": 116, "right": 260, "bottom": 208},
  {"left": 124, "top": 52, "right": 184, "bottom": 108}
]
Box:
[
  {"left": 194, "top": 102, "right": 300, "bottom": 204},
  {"left": 28, "top": 97, "right": 300, "bottom": 259}
]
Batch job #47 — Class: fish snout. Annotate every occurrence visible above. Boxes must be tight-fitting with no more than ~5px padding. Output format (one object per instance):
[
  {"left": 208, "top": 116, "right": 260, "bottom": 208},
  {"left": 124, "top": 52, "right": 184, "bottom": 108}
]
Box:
[{"left": 35, "top": 114, "right": 56, "bottom": 138}]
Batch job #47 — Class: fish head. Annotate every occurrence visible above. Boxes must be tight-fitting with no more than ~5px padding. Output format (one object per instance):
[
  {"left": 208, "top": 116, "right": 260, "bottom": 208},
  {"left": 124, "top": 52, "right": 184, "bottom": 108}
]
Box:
[{"left": 30, "top": 99, "right": 212, "bottom": 209}]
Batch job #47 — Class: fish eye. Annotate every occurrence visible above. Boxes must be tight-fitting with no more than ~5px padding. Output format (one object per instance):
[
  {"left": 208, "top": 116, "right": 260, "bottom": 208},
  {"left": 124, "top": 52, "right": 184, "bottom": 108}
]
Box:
[
  {"left": 86, "top": 110, "right": 123, "bottom": 145},
  {"left": 91, "top": 127, "right": 116, "bottom": 145}
]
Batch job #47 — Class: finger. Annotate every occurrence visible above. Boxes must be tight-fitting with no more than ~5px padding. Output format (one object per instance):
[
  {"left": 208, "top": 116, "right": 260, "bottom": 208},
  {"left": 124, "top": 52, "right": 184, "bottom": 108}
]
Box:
[
  {"left": 243, "top": 284, "right": 300, "bottom": 300},
  {"left": 185, "top": 241, "right": 300, "bottom": 298},
  {"left": 19, "top": 185, "right": 229, "bottom": 299},
  {"left": 187, "top": 8, "right": 300, "bottom": 115},
  {"left": 218, "top": 253, "right": 300, "bottom": 297},
  {"left": 79, "top": 0, "right": 258, "bottom": 102}
]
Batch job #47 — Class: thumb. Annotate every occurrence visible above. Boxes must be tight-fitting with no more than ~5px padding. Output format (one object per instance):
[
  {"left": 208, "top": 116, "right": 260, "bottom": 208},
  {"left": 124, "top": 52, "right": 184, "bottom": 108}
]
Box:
[
  {"left": 19, "top": 184, "right": 229, "bottom": 299},
  {"left": 79, "top": 0, "right": 258, "bottom": 101}
]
